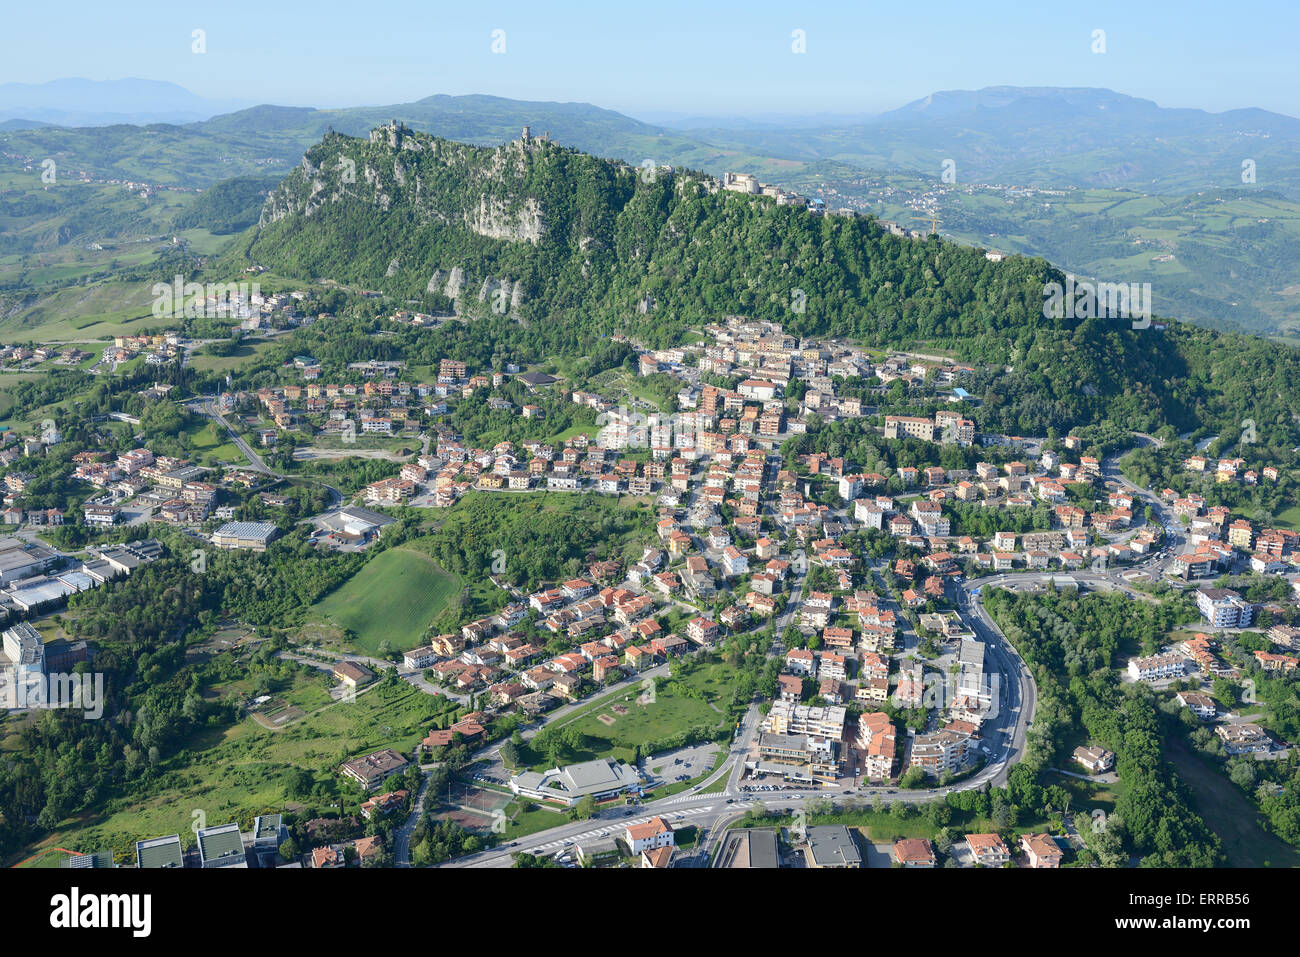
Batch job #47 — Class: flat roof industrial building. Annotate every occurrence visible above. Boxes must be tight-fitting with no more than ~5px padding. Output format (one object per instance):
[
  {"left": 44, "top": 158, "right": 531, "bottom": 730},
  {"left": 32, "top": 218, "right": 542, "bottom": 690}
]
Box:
[
  {"left": 135, "top": 834, "right": 184, "bottom": 869},
  {"left": 212, "top": 521, "right": 279, "bottom": 550},
  {"left": 805, "top": 826, "right": 862, "bottom": 868},
  {"left": 715, "top": 829, "right": 780, "bottom": 868}
]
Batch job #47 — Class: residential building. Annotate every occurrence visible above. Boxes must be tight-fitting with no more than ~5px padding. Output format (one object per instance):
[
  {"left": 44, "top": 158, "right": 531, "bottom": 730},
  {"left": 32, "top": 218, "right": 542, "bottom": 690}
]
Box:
[
  {"left": 1072, "top": 745, "right": 1115, "bottom": 773},
  {"left": 965, "top": 833, "right": 1010, "bottom": 867},
  {"left": 893, "top": 838, "right": 936, "bottom": 868},
  {"left": 1216, "top": 723, "right": 1271, "bottom": 755},
  {"left": 339, "top": 748, "right": 409, "bottom": 790},
  {"left": 1195, "top": 588, "right": 1253, "bottom": 628},
  {"left": 626, "top": 816, "right": 675, "bottom": 855},
  {"left": 1021, "top": 833, "right": 1063, "bottom": 868},
  {"left": 1127, "top": 653, "right": 1187, "bottom": 682}
]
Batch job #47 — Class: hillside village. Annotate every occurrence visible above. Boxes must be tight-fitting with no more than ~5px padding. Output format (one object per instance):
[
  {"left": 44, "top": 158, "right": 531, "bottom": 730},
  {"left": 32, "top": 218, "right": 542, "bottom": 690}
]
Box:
[{"left": 6, "top": 306, "right": 1300, "bottom": 869}]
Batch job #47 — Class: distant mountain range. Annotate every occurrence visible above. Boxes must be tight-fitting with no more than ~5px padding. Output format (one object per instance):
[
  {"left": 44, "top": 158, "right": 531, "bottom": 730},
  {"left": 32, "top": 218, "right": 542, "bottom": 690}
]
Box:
[
  {"left": 0, "top": 78, "right": 255, "bottom": 127},
  {"left": 3, "top": 81, "right": 1300, "bottom": 337},
  {"left": 673, "top": 86, "right": 1300, "bottom": 195},
  {"left": 6, "top": 80, "right": 1299, "bottom": 195}
]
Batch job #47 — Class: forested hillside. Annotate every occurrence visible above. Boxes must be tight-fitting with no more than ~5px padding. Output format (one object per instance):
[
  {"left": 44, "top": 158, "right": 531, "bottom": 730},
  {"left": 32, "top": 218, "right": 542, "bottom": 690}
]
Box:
[
  {"left": 173, "top": 172, "right": 282, "bottom": 234},
  {"left": 224, "top": 126, "right": 1300, "bottom": 451}
]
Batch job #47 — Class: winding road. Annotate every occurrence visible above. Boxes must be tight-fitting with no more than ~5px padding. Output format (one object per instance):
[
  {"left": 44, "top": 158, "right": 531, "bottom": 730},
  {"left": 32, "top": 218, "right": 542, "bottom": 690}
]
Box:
[{"left": 190, "top": 394, "right": 343, "bottom": 508}]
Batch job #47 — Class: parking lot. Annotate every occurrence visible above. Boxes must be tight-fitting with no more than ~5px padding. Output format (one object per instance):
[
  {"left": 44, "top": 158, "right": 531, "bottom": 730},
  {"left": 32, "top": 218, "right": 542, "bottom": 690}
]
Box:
[{"left": 647, "top": 742, "right": 719, "bottom": 785}]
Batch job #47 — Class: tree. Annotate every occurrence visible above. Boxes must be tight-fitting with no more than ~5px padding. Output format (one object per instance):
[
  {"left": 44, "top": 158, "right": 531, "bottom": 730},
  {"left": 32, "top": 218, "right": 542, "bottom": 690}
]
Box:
[
  {"left": 278, "top": 837, "right": 299, "bottom": 862},
  {"left": 1227, "top": 759, "right": 1257, "bottom": 791},
  {"left": 570, "top": 794, "right": 598, "bottom": 821},
  {"left": 899, "top": 766, "right": 927, "bottom": 789}
]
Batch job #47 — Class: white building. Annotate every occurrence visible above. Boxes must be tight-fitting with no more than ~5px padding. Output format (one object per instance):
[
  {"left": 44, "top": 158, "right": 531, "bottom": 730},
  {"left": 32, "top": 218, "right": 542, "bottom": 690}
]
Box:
[
  {"left": 625, "top": 816, "right": 675, "bottom": 855},
  {"left": 1127, "top": 653, "right": 1187, "bottom": 682}
]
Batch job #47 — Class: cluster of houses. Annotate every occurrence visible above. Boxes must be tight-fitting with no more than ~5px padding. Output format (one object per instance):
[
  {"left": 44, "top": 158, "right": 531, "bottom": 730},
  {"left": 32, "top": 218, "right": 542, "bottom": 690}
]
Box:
[
  {"left": 1183, "top": 454, "right": 1281, "bottom": 488},
  {"left": 253, "top": 374, "right": 422, "bottom": 438},
  {"left": 7, "top": 425, "right": 302, "bottom": 541},
  {"left": 373, "top": 429, "right": 666, "bottom": 509},
  {"left": 249, "top": 358, "right": 562, "bottom": 447},
  {"left": 1164, "top": 496, "right": 1300, "bottom": 580},
  {"left": 399, "top": 563, "right": 710, "bottom": 706},
  {"left": 0, "top": 343, "right": 91, "bottom": 369},
  {"left": 1128, "top": 631, "right": 1238, "bottom": 685},
  {"left": 888, "top": 831, "right": 1063, "bottom": 868},
  {"left": 1126, "top": 624, "right": 1298, "bottom": 757},
  {"left": 104, "top": 333, "right": 186, "bottom": 366},
  {"left": 720, "top": 825, "right": 1065, "bottom": 869},
  {"left": 237, "top": 289, "right": 314, "bottom": 332},
  {"left": 73, "top": 448, "right": 221, "bottom": 528},
  {"left": 753, "top": 627, "right": 995, "bottom": 786},
  {"left": 336, "top": 319, "right": 1176, "bottom": 591}
]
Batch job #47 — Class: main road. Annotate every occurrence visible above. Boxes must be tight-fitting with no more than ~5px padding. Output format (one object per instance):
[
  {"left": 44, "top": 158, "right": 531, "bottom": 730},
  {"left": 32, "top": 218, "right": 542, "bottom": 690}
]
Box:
[{"left": 189, "top": 394, "right": 343, "bottom": 507}]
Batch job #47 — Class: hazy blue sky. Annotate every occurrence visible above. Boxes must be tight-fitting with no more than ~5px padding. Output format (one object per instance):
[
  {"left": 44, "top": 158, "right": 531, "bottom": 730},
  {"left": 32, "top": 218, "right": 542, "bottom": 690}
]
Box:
[{"left": 6, "top": 0, "right": 1298, "bottom": 117}]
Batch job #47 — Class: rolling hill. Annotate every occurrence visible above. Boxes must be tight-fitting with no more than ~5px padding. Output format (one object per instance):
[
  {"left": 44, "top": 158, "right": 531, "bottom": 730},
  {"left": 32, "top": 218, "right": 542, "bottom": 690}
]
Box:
[{"left": 219, "top": 123, "right": 1300, "bottom": 454}]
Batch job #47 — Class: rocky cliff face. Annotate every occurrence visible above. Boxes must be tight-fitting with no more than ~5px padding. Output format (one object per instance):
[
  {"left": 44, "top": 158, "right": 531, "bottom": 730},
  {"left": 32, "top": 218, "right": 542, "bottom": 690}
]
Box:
[
  {"left": 466, "top": 194, "right": 545, "bottom": 244},
  {"left": 258, "top": 128, "right": 554, "bottom": 244}
]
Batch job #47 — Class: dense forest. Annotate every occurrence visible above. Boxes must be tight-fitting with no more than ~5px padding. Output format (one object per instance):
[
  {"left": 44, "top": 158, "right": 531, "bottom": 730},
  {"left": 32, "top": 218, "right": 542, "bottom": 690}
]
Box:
[
  {"left": 173, "top": 173, "right": 283, "bottom": 234},
  {"left": 984, "top": 587, "right": 1223, "bottom": 867},
  {"left": 411, "top": 493, "right": 654, "bottom": 591}
]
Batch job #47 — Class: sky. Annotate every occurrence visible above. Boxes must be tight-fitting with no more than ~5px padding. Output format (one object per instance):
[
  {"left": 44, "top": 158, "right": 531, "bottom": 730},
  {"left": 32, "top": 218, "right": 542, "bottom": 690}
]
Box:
[{"left": 4, "top": 0, "right": 1298, "bottom": 119}]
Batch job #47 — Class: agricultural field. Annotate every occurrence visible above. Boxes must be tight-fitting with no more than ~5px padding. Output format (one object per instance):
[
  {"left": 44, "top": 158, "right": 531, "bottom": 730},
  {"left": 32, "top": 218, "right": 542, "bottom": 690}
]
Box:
[{"left": 0, "top": 279, "right": 164, "bottom": 340}]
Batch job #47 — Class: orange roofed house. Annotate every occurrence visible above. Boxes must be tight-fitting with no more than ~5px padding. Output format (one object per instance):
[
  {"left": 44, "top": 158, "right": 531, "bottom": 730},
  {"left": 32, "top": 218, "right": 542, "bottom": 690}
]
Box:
[
  {"left": 625, "top": 816, "right": 675, "bottom": 855},
  {"left": 1021, "top": 833, "right": 1063, "bottom": 868}
]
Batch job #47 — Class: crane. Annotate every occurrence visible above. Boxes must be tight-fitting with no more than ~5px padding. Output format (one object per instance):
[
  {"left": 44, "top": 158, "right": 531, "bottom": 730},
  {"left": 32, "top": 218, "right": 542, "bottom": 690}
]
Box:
[{"left": 911, "top": 212, "right": 940, "bottom": 236}]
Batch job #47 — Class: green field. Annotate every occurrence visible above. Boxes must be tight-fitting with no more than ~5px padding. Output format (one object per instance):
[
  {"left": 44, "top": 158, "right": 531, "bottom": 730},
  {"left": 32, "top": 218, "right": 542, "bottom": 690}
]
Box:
[
  {"left": 311, "top": 545, "right": 464, "bottom": 654},
  {"left": 0, "top": 281, "right": 163, "bottom": 340},
  {"left": 183, "top": 420, "right": 243, "bottom": 464},
  {"left": 544, "top": 660, "right": 739, "bottom": 765},
  {"left": 1273, "top": 505, "right": 1300, "bottom": 531},
  {"left": 188, "top": 339, "right": 279, "bottom": 374}
]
